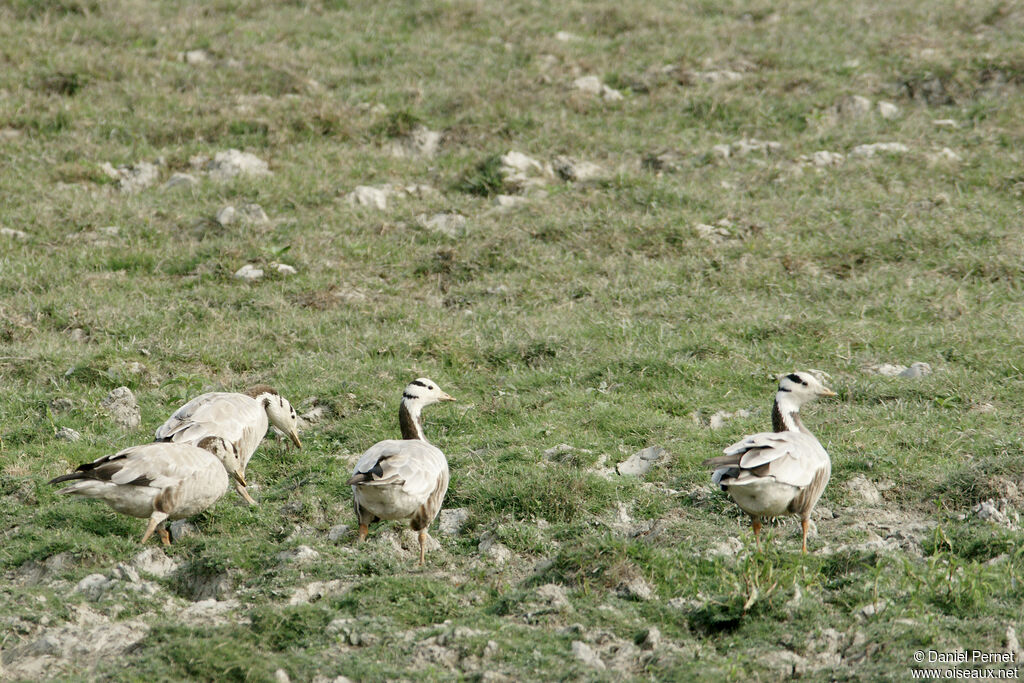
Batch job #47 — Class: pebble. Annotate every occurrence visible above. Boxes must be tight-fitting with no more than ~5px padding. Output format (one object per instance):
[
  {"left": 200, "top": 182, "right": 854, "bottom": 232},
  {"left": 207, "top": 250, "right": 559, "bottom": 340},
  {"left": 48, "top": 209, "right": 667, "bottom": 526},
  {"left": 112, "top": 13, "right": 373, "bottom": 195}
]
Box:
[
  {"left": 234, "top": 264, "right": 264, "bottom": 282},
  {"left": 478, "top": 532, "right": 511, "bottom": 564},
  {"left": 183, "top": 49, "right": 215, "bottom": 65},
  {"left": 276, "top": 545, "right": 320, "bottom": 564},
  {"left": 615, "top": 446, "right": 665, "bottom": 477},
  {"left": 571, "top": 641, "right": 605, "bottom": 670},
  {"left": 347, "top": 185, "right": 389, "bottom": 210},
  {"left": 844, "top": 474, "right": 882, "bottom": 505},
  {"left": 1, "top": 227, "right": 28, "bottom": 240},
  {"left": 55, "top": 427, "right": 81, "bottom": 442},
  {"left": 386, "top": 125, "right": 441, "bottom": 159},
  {"left": 692, "top": 69, "right": 743, "bottom": 83},
  {"left": 850, "top": 142, "right": 909, "bottom": 158},
  {"left": 416, "top": 212, "right": 467, "bottom": 238},
  {"left": 100, "top": 161, "right": 160, "bottom": 194},
  {"left": 270, "top": 262, "right": 297, "bottom": 276},
  {"left": 101, "top": 387, "right": 141, "bottom": 430},
  {"left": 439, "top": 508, "right": 470, "bottom": 535},
  {"left": 327, "top": 525, "right": 351, "bottom": 542},
  {"left": 204, "top": 149, "right": 271, "bottom": 181},
  {"left": 553, "top": 156, "right": 605, "bottom": 182}
]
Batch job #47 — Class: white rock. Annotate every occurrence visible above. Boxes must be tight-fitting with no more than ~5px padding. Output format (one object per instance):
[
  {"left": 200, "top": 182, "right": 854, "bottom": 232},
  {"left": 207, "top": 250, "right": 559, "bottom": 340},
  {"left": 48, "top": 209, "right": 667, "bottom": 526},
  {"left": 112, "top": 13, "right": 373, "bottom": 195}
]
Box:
[
  {"left": 932, "top": 147, "right": 961, "bottom": 162},
  {"left": 387, "top": 125, "right": 441, "bottom": 159},
  {"left": 856, "top": 600, "right": 888, "bottom": 619},
  {"left": 55, "top": 427, "right": 81, "bottom": 442},
  {"left": 553, "top": 156, "right": 605, "bottom": 182},
  {"left": 163, "top": 172, "right": 198, "bottom": 190},
  {"left": 238, "top": 203, "right": 269, "bottom": 224},
  {"left": 899, "top": 362, "right": 932, "bottom": 378},
  {"left": 479, "top": 532, "right": 511, "bottom": 564},
  {"left": 706, "top": 536, "right": 743, "bottom": 558},
  {"left": 708, "top": 408, "right": 752, "bottom": 429},
  {"left": 347, "top": 185, "right": 389, "bottom": 210},
  {"left": 439, "top": 508, "right": 470, "bottom": 535},
  {"left": 974, "top": 499, "right": 1019, "bottom": 529},
  {"left": 933, "top": 118, "right": 958, "bottom": 128},
  {"left": 838, "top": 95, "right": 873, "bottom": 117},
  {"left": 417, "top": 212, "right": 467, "bottom": 238},
  {"left": 205, "top": 149, "right": 271, "bottom": 181},
  {"left": 493, "top": 194, "right": 527, "bottom": 209},
  {"left": 554, "top": 31, "right": 577, "bottom": 42},
  {"left": 573, "top": 75, "right": 603, "bottom": 95},
  {"left": 132, "top": 548, "right": 179, "bottom": 578},
  {"left": 274, "top": 669, "right": 291, "bottom": 683},
  {"left": 216, "top": 206, "right": 237, "bottom": 226},
  {"left": 501, "top": 151, "right": 544, "bottom": 175},
  {"left": 639, "top": 626, "right": 661, "bottom": 650},
  {"left": 270, "top": 262, "right": 297, "bottom": 276},
  {"left": 328, "top": 525, "right": 351, "bottom": 542},
  {"left": 812, "top": 151, "right": 845, "bottom": 167},
  {"left": 100, "top": 161, "right": 160, "bottom": 194},
  {"left": 183, "top": 49, "right": 214, "bottom": 65},
  {"left": 617, "top": 576, "right": 655, "bottom": 601},
  {"left": 75, "top": 574, "right": 114, "bottom": 600},
  {"left": 234, "top": 264, "right": 264, "bottom": 282},
  {"left": 169, "top": 520, "right": 197, "bottom": 542},
  {"left": 101, "top": 387, "right": 140, "bottom": 430},
  {"left": 693, "top": 69, "right": 743, "bottom": 83},
  {"left": 536, "top": 583, "right": 572, "bottom": 611},
  {"left": 1, "top": 227, "right": 28, "bottom": 240},
  {"left": 696, "top": 223, "right": 732, "bottom": 243},
  {"left": 288, "top": 579, "right": 347, "bottom": 606},
  {"left": 571, "top": 641, "right": 605, "bottom": 669},
  {"left": 178, "top": 598, "right": 241, "bottom": 626},
  {"left": 877, "top": 101, "right": 900, "bottom": 119},
  {"left": 844, "top": 474, "right": 882, "bottom": 505},
  {"left": 850, "top": 142, "right": 909, "bottom": 158},
  {"left": 276, "top": 545, "right": 320, "bottom": 564},
  {"left": 615, "top": 446, "right": 666, "bottom": 477}
]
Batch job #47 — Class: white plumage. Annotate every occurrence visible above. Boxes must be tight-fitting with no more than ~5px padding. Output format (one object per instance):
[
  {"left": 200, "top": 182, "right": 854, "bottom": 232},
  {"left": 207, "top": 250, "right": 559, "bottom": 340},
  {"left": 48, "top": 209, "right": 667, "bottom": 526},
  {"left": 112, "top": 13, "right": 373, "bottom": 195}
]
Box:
[
  {"left": 348, "top": 378, "right": 455, "bottom": 565},
  {"left": 49, "top": 437, "right": 244, "bottom": 545},
  {"left": 705, "top": 371, "right": 836, "bottom": 553},
  {"left": 155, "top": 385, "right": 301, "bottom": 504}
]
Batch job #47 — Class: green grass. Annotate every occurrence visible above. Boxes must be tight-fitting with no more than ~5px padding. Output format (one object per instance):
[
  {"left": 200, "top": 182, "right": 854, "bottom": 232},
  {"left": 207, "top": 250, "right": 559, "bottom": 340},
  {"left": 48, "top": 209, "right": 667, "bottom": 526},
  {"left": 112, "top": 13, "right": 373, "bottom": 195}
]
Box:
[{"left": 2, "top": 0, "right": 1024, "bottom": 679}]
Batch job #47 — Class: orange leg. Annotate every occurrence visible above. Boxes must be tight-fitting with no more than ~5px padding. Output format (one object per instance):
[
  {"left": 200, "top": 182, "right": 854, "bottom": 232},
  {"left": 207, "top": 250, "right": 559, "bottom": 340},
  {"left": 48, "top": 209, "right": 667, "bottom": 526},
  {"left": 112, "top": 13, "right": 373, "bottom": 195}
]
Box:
[
  {"left": 158, "top": 526, "right": 171, "bottom": 546},
  {"left": 358, "top": 524, "right": 368, "bottom": 542},
  {"left": 801, "top": 518, "right": 809, "bottom": 554},
  {"left": 418, "top": 529, "right": 427, "bottom": 566},
  {"left": 751, "top": 517, "right": 762, "bottom": 550}
]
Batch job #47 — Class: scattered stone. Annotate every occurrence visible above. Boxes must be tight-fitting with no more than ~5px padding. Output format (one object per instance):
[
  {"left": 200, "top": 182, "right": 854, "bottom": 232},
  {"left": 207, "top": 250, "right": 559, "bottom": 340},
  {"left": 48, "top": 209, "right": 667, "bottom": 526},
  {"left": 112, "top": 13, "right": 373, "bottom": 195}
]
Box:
[
  {"left": 74, "top": 574, "right": 115, "bottom": 601},
  {"left": 933, "top": 118, "right": 958, "bottom": 128},
  {"left": 178, "top": 598, "right": 242, "bottom": 626},
  {"left": 706, "top": 536, "right": 743, "bottom": 558},
  {"left": 416, "top": 212, "right": 467, "bottom": 238},
  {"left": 100, "top": 160, "right": 160, "bottom": 194},
  {"left": 289, "top": 579, "right": 347, "bottom": 606},
  {"left": 234, "top": 264, "right": 264, "bottom": 282},
  {"left": 347, "top": 185, "right": 389, "bottom": 210},
  {"left": 1, "top": 227, "right": 28, "bottom": 240},
  {"left": 695, "top": 223, "right": 732, "bottom": 244},
  {"left": 571, "top": 641, "right": 605, "bottom": 670},
  {"left": 55, "top": 427, "right": 81, "bottom": 442},
  {"left": 554, "top": 30, "right": 577, "bottom": 42},
  {"left": 615, "top": 446, "right": 666, "bottom": 477},
  {"left": 866, "top": 361, "right": 931, "bottom": 378},
  {"left": 67, "top": 328, "right": 88, "bottom": 343},
  {"left": 973, "top": 499, "right": 1019, "bottom": 529},
  {"left": 572, "top": 75, "right": 623, "bottom": 101},
  {"left": 617, "top": 576, "right": 655, "bottom": 601},
  {"left": 712, "top": 138, "right": 782, "bottom": 159},
  {"left": 71, "top": 226, "right": 121, "bottom": 246},
  {"left": 169, "top": 520, "right": 197, "bottom": 542},
  {"left": 439, "top": 508, "right": 470, "bottom": 536},
  {"left": 836, "top": 95, "right": 873, "bottom": 118},
  {"left": 478, "top": 531, "right": 512, "bottom": 564},
  {"left": 844, "top": 474, "right": 882, "bottom": 505},
  {"left": 274, "top": 669, "right": 291, "bottom": 683},
  {"left": 850, "top": 142, "right": 909, "bottom": 158},
  {"left": 1005, "top": 625, "right": 1022, "bottom": 660},
  {"left": 642, "top": 149, "right": 687, "bottom": 173},
  {"left": 535, "top": 584, "right": 572, "bottom": 612},
  {"left": 216, "top": 206, "right": 238, "bottom": 226},
  {"left": 499, "top": 151, "right": 551, "bottom": 192},
  {"left": 163, "top": 172, "right": 198, "bottom": 190},
  {"left": 183, "top": 49, "right": 215, "bottom": 65},
  {"left": 276, "top": 545, "right": 320, "bottom": 564},
  {"left": 239, "top": 203, "right": 269, "bottom": 225},
  {"left": 132, "top": 548, "right": 179, "bottom": 578},
  {"left": 16, "top": 552, "right": 72, "bottom": 586},
  {"left": 855, "top": 599, "right": 888, "bottom": 619},
  {"left": 101, "top": 387, "right": 140, "bottom": 430},
  {"left": 877, "top": 101, "right": 900, "bottom": 119},
  {"left": 553, "top": 156, "right": 605, "bottom": 182},
  {"left": 708, "top": 408, "right": 753, "bottom": 429},
  {"left": 204, "top": 149, "right": 271, "bottom": 181},
  {"left": 929, "top": 147, "right": 961, "bottom": 162},
  {"left": 387, "top": 125, "right": 441, "bottom": 159},
  {"left": 327, "top": 524, "right": 351, "bottom": 542},
  {"left": 759, "top": 649, "right": 807, "bottom": 675},
  {"left": 50, "top": 398, "right": 74, "bottom": 414},
  {"left": 637, "top": 627, "right": 661, "bottom": 651},
  {"left": 692, "top": 69, "right": 743, "bottom": 84},
  {"left": 811, "top": 150, "right": 845, "bottom": 167},
  {"left": 493, "top": 194, "right": 527, "bottom": 209},
  {"left": 270, "top": 262, "right": 298, "bottom": 276}
]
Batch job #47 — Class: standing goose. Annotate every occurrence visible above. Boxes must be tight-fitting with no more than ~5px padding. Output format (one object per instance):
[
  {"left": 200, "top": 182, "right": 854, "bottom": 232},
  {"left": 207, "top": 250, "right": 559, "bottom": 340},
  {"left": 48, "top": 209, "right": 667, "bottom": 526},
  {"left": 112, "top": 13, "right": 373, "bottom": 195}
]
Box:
[
  {"left": 704, "top": 371, "right": 837, "bottom": 553},
  {"left": 48, "top": 436, "right": 244, "bottom": 545},
  {"left": 154, "top": 385, "right": 302, "bottom": 505},
  {"left": 348, "top": 378, "right": 455, "bottom": 565}
]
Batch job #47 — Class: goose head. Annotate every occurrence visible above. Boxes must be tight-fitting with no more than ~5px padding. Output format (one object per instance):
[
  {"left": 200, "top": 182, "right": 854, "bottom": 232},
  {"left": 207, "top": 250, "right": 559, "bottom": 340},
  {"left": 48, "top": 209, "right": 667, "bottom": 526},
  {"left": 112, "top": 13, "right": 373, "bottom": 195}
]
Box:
[
  {"left": 248, "top": 386, "right": 303, "bottom": 448},
  {"left": 399, "top": 378, "right": 455, "bottom": 441},
  {"left": 777, "top": 371, "right": 836, "bottom": 404},
  {"left": 197, "top": 436, "right": 246, "bottom": 487}
]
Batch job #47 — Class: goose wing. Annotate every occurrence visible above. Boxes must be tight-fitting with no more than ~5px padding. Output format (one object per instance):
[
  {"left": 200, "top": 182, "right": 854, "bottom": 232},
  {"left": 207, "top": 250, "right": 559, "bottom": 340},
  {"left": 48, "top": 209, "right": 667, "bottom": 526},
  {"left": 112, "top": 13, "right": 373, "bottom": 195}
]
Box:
[
  {"left": 348, "top": 439, "right": 448, "bottom": 499},
  {"left": 51, "top": 443, "right": 216, "bottom": 489},
  {"left": 155, "top": 393, "right": 264, "bottom": 454},
  {"left": 705, "top": 431, "right": 828, "bottom": 488}
]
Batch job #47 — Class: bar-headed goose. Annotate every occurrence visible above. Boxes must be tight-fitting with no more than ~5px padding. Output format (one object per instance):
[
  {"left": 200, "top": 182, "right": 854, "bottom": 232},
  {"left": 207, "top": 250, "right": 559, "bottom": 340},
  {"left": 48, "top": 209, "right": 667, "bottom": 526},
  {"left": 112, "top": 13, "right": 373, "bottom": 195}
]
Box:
[
  {"left": 704, "top": 371, "right": 837, "bottom": 553},
  {"left": 154, "top": 385, "right": 301, "bottom": 505},
  {"left": 347, "top": 378, "right": 455, "bottom": 565},
  {"left": 48, "top": 436, "right": 244, "bottom": 544}
]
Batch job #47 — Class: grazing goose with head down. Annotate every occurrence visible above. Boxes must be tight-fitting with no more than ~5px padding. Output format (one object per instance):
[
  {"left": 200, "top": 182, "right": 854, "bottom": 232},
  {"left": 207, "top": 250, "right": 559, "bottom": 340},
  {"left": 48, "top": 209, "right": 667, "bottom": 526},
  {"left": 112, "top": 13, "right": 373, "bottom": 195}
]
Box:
[
  {"left": 348, "top": 378, "right": 455, "bottom": 565},
  {"left": 704, "top": 371, "right": 837, "bottom": 553},
  {"left": 154, "top": 385, "right": 302, "bottom": 505},
  {"left": 48, "top": 436, "right": 244, "bottom": 545}
]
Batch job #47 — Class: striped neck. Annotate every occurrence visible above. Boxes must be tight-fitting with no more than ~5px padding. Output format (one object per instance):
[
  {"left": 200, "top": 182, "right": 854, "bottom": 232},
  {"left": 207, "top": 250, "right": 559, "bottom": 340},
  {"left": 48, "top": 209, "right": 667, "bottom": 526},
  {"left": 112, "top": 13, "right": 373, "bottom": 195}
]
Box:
[
  {"left": 772, "top": 392, "right": 809, "bottom": 434},
  {"left": 399, "top": 399, "right": 427, "bottom": 441}
]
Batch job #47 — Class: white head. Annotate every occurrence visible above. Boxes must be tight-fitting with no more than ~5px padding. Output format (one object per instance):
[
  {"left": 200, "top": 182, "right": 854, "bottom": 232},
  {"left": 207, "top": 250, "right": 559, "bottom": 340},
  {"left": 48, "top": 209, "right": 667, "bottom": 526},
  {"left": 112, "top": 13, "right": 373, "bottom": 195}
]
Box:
[
  {"left": 197, "top": 436, "right": 246, "bottom": 486},
  {"left": 776, "top": 371, "right": 837, "bottom": 406},
  {"left": 399, "top": 378, "right": 455, "bottom": 441},
  {"left": 246, "top": 385, "right": 302, "bottom": 448}
]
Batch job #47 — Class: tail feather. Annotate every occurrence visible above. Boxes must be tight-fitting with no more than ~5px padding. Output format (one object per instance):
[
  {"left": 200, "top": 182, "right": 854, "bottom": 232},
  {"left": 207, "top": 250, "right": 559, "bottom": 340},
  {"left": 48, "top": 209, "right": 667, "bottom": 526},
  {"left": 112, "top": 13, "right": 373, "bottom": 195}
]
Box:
[{"left": 703, "top": 454, "right": 741, "bottom": 468}]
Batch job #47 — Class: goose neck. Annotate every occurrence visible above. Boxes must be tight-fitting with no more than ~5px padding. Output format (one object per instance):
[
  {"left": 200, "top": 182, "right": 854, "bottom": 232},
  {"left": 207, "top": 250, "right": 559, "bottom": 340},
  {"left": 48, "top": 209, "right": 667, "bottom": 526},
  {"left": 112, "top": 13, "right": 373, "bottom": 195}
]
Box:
[
  {"left": 399, "top": 400, "right": 427, "bottom": 441},
  {"left": 772, "top": 393, "right": 809, "bottom": 434}
]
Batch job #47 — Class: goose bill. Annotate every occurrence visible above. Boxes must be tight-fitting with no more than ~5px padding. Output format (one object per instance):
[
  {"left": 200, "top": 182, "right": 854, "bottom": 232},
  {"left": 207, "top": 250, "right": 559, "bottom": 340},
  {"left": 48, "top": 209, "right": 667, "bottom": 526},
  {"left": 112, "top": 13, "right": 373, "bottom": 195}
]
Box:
[
  {"left": 438, "top": 392, "right": 456, "bottom": 402},
  {"left": 288, "top": 430, "right": 302, "bottom": 448}
]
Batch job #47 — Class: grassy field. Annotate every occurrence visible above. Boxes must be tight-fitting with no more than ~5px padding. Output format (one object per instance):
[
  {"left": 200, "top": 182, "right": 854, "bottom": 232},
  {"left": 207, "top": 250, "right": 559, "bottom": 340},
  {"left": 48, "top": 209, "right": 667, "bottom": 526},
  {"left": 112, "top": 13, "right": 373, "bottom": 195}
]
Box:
[{"left": 2, "top": 0, "right": 1024, "bottom": 680}]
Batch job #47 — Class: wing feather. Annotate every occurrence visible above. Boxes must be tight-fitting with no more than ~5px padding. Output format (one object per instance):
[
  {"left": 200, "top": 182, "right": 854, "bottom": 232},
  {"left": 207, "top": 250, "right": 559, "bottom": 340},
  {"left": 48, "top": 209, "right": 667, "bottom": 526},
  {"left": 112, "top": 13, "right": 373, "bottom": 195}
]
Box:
[
  {"left": 350, "top": 439, "right": 448, "bottom": 499},
  {"left": 713, "top": 431, "right": 828, "bottom": 489}
]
